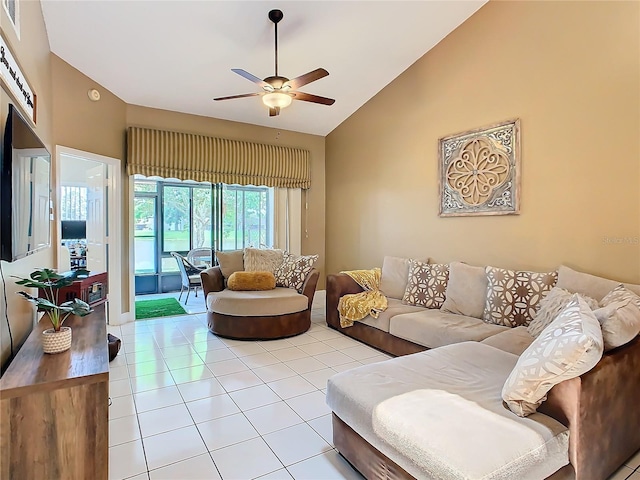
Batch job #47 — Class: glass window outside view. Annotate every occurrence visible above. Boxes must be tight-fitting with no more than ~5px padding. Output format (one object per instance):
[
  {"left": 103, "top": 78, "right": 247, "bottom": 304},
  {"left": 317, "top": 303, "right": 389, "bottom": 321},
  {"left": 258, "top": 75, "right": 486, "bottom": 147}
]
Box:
[{"left": 133, "top": 179, "right": 273, "bottom": 277}]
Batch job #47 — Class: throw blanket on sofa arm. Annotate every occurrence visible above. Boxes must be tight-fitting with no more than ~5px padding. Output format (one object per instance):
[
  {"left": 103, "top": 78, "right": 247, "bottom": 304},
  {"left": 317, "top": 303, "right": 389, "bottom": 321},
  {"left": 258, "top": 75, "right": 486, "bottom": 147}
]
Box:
[{"left": 338, "top": 268, "right": 388, "bottom": 328}]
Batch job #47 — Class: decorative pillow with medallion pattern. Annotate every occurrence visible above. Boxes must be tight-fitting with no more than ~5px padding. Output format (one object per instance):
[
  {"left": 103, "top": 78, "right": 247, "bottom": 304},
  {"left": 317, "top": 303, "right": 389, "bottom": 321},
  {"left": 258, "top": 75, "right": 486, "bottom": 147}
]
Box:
[
  {"left": 483, "top": 267, "right": 557, "bottom": 327},
  {"left": 274, "top": 253, "right": 318, "bottom": 292},
  {"left": 402, "top": 261, "right": 449, "bottom": 309}
]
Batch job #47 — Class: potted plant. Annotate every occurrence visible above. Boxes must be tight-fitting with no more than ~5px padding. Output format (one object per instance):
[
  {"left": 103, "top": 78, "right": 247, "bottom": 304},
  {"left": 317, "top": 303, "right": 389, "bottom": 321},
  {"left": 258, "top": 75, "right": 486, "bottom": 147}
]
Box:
[{"left": 14, "top": 268, "right": 93, "bottom": 354}]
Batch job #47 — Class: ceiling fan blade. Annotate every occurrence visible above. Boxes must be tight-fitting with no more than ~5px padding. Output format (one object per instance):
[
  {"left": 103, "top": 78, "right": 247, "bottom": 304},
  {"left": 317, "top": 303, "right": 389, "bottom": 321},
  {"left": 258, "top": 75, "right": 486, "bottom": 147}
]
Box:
[
  {"left": 291, "top": 91, "right": 335, "bottom": 105},
  {"left": 284, "top": 68, "right": 329, "bottom": 90},
  {"left": 213, "top": 93, "right": 262, "bottom": 101},
  {"left": 231, "top": 69, "right": 272, "bottom": 89},
  {"left": 269, "top": 107, "right": 280, "bottom": 117}
]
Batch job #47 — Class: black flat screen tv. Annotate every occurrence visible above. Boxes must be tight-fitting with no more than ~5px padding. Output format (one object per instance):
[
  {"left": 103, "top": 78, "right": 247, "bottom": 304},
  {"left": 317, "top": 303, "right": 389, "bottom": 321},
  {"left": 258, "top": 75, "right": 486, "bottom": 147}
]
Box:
[
  {"left": 0, "top": 104, "right": 51, "bottom": 262},
  {"left": 61, "top": 220, "right": 86, "bottom": 240}
]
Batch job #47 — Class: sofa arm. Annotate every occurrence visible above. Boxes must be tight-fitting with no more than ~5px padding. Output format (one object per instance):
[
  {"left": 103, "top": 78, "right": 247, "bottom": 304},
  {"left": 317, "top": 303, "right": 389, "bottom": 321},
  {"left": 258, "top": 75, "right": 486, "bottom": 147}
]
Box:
[
  {"left": 326, "top": 273, "right": 365, "bottom": 329},
  {"left": 301, "top": 269, "right": 320, "bottom": 309},
  {"left": 200, "top": 267, "right": 225, "bottom": 297},
  {"left": 540, "top": 335, "right": 640, "bottom": 480}
]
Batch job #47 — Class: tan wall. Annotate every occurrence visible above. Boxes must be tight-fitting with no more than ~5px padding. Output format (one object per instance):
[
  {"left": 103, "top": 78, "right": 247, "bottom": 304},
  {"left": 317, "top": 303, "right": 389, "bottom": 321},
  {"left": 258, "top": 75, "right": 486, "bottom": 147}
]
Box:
[
  {"left": 325, "top": 0, "right": 640, "bottom": 285},
  {"left": 127, "top": 105, "right": 327, "bottom": 287},
  {"left": 50, "top": 55, "right": 130, "bottom": 315},
  {"left": 1, "top": 1, "right": 54, "bottom": 369}
]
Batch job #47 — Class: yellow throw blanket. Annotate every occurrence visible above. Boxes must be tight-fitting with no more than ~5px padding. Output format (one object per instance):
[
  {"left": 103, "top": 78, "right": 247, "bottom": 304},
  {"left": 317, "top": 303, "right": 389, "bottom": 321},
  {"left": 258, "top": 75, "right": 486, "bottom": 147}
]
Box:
[{"left": 338, "top": 267, "right": 388, "bottom": 328}]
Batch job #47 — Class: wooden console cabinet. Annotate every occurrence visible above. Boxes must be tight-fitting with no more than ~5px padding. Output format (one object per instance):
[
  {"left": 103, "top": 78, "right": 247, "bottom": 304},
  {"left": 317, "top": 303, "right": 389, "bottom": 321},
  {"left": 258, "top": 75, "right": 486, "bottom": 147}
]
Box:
[{"left": 0, "top": 304, "right": 109, "bottom": 480}]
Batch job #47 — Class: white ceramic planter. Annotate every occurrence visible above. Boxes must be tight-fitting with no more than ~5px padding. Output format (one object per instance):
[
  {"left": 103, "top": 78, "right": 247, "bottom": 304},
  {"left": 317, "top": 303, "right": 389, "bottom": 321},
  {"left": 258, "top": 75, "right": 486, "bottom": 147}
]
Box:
[{"left": 42, "top": 326, "right": 72, "bottom": 354}]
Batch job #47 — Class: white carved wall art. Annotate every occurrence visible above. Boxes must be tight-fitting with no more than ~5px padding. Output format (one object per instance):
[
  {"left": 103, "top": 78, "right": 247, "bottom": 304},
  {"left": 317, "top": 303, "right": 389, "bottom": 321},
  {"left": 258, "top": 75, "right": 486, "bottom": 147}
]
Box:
[{"left": 439, "top": 119, "right": 520, "bottom": 216}]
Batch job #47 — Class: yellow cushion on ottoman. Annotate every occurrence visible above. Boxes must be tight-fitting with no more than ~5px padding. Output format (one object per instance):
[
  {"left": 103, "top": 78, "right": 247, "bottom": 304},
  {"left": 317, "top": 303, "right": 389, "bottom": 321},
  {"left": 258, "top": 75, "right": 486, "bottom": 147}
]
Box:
[{"left": 227, "top": 271, "right": 276, "bottom": 291}]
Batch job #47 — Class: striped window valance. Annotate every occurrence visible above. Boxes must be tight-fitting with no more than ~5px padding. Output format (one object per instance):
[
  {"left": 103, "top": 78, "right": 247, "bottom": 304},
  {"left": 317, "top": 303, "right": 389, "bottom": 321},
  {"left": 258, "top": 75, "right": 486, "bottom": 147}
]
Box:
[{"left": 126, "top": 127, "right": 311, "bottom": 189}]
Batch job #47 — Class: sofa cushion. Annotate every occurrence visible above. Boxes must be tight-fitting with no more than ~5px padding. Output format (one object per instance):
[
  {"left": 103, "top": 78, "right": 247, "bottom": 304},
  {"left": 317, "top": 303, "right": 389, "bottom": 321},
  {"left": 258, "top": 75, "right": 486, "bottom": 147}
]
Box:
[
  {"left": 380, "top": 256, "right": 428, "bottom": 300},
  {"left": 594, "top": 285, "right": 640, "bottom": 351},
  {"left": 483, "top": 266, "right": 557, "bottom": 327},
  {"left": 481, "top": 326, "right": 534, "bottom": 356},
  {"left": 528, "top": 287, "right": 599, "bottom": 338},
  {"left": 326, "top": 342, "right": 569, "bottom": 480},
  {"left": 556, "top": 265, "right": 640, "bottom": 302},
  {"left": 357, "top": 298, "right": 427, "bottom": 333},
  {"left": 441, "top": 262, "right": 488, "bottom": 319},
  {"left": 503, "top": 295, "right": 604, "bottom": 417},
  {"left": 389, "top": 310, "right": 508, "bottom": 349},
  {"left": 274, "top": 252, "right": 318, "bottom": 292},
  {"left": 243, "top": 248, "right": 284, "bottom": 273},
  {"left": 227, "top": 271, "right": 276, "bottom": 291},
  {"left": 215, "top": 249, "right": 244, "bottom": 279},
  {"left": 402, "top": 261, "right": 448, "bottom": 309},
  {"left": 206, "top": 287, "right": 308, "bottom": 316}
]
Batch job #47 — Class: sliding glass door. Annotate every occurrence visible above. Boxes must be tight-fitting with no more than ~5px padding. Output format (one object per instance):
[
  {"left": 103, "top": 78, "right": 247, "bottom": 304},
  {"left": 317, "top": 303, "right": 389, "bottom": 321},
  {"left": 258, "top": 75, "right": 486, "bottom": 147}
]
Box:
[{"left": 134, "top": 178, "right": 273, "bottom": 295}]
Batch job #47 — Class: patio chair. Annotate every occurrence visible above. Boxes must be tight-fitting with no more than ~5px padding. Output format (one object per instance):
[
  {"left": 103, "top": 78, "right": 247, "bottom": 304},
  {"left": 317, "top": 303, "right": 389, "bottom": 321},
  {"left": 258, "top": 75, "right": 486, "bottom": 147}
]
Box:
[
  {"left": 170, "top": 252, "right": 203, "bottom": 304},
  {"left": 187, "top": 247, "right": 213, "bottom": 268}
]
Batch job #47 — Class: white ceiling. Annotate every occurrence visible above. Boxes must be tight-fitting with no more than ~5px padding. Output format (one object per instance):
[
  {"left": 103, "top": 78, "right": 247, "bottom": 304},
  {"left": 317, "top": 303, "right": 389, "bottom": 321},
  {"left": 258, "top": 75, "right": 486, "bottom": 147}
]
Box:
[{"left": 41, "top": 1, "right": 486, "bottom": 136}]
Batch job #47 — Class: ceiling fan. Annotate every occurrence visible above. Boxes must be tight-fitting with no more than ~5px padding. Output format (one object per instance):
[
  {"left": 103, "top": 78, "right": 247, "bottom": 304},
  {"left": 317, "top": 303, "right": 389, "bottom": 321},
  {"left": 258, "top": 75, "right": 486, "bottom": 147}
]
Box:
[{"left": 213, "top": 9, "right": 335, "bottom": 117}]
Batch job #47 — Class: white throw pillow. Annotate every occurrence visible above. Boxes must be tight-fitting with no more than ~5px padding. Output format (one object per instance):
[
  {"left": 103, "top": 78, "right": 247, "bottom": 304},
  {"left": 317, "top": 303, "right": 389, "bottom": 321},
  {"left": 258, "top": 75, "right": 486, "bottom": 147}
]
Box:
[
  {"left": 593, "top": 285, "right": 640, "bottom": 351},
  {"left": 243, "top": 248, "right": 284, "bottom": 273},
  {"left": 527, "top": 287, "right": 599, "bottom": 338},
  {"left": 502, "top": 295, "right": 604, "bottom": 417}
]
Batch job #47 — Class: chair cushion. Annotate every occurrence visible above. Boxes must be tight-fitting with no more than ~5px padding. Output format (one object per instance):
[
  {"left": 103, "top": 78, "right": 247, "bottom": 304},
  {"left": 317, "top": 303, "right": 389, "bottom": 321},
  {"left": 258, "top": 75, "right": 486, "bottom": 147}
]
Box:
[
  {"left": 206, "top": 287, "right": 308, "bottom": 316},
  {"left": 326, "top": 342, "right": 569, "bottom": 480},
  {"left": 188, "top": 273, "right": 202, "bottom": 286},
  {"left": 389, "top": 310, "right": 508, "bottom": 349}
]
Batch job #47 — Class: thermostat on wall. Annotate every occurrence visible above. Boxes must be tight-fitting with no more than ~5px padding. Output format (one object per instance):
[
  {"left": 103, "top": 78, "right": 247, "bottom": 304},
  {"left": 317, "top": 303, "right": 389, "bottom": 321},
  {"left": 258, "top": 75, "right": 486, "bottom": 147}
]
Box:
[{"left": 88, "top": 89, "right": 101, "bottom": 101}]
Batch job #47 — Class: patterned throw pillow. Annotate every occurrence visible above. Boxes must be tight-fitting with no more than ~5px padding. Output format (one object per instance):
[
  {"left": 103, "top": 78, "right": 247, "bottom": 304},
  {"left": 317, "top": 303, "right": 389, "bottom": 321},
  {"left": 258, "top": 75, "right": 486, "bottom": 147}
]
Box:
[
  {"left": 502, "top": 295, "right": 604, "bottom": 417},
  {"left": 402, "top": 261, "right": 449, "bottom": 309},
  {"left": 273, "top": 253, "right": 318, "bottom": 292},
  {"left": 243, "top": 248, "right": 284, "bottom": 273},
  {"left": 483, "top": 267, "right": 558, "bottom": 327},
  {"left": 528, "top": 287, "right": 599, "bottom": 338},
  {"left": 594, "top": 285, "right": 640, "bottom": 351},
  {"left": 601, "top": 284, "right": 640, "bottom": 310}
]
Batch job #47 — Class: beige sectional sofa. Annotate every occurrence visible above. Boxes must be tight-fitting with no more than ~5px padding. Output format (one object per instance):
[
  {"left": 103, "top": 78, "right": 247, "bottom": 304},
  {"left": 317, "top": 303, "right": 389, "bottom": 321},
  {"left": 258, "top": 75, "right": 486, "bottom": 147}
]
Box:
[{"left": 326, "top": 258, "right": 640, "bottom": 480}]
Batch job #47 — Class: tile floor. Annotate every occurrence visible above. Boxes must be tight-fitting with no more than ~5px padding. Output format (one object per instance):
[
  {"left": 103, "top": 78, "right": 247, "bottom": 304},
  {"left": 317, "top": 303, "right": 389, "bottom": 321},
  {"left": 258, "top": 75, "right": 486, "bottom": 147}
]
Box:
[{"left": 109, "top": 290, "right": 640, "bottom": 480}]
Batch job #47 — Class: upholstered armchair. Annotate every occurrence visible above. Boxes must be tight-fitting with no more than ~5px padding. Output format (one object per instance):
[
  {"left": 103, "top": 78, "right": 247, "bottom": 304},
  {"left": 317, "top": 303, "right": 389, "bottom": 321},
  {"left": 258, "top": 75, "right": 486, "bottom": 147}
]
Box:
[{"left": 200, "top": 266, "right": 319, "bottom": 339}]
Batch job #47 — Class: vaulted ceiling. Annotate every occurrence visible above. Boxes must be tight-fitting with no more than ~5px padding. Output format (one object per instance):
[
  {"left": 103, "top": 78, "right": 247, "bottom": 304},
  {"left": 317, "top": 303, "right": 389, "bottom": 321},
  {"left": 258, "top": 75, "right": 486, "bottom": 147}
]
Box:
[{"left": 42, "top": 1, "right": 486, "bottom": 136}]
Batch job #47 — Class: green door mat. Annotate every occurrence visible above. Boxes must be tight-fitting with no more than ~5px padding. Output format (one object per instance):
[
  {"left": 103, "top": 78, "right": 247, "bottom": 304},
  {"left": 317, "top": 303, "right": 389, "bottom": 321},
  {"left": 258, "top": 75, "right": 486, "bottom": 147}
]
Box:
[{"left": 135, "top": 298, "right": 187, "bottom": 320}]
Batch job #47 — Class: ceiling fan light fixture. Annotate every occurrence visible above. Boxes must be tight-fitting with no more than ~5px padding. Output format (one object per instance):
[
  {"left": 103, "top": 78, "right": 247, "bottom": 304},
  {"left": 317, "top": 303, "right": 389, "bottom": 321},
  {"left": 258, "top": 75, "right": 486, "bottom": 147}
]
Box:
[{"left": 262, "top": 92, "right": 292, "bottom": 109}]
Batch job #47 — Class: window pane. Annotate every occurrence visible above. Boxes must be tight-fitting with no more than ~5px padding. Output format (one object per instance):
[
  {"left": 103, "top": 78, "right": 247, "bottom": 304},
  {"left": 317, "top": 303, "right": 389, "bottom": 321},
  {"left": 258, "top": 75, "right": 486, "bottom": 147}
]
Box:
[
  {"left": 222, "top": 185, "right": 271, "bottom": 250},
  {"left": 163, "top": 186, "right": 190, "bottom": 252},
  {"left": 192, "top": 187, "right": 212, "bottom": 248},
  {"left": 134, "top": 180, "right": 157, "bottom": 193},
  {"left": 161, "top": 256, "right": 179, "bottom": 273},
  {"left": 60, "top": 186, "right": 88, "bottom": 221},
  {"left": 134, "top": 197, "right": 156, "bottom": 273}
]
